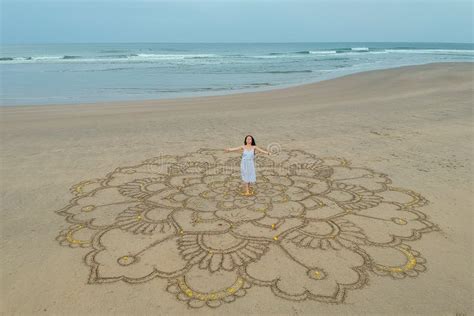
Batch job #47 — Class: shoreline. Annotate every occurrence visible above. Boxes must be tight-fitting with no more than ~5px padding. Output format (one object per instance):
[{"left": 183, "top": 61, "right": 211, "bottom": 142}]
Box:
[{"left": 1, "top": 61, "right": 471, "bottom": 110}]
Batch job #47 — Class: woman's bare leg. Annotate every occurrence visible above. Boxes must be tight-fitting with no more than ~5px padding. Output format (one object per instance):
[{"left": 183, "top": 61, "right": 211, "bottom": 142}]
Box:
[{"left": 241, "top": 182, "right": 251, "bottom": 195}]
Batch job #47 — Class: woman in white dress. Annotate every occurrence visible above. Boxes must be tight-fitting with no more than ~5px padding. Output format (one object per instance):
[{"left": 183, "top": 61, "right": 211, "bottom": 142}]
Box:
[{"left": 225, "top": 135, "right": 271, "bottom": 195}]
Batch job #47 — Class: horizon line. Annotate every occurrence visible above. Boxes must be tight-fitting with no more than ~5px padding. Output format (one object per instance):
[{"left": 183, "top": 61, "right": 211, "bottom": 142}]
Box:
[{"left": 2, "top": 40, "right": 473, "bottom": 45}]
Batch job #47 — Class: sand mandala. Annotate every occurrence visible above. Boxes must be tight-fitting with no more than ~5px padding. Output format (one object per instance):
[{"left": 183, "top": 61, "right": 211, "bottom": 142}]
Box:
[{"left": 55, "top": 148, "right": 439, "bottom": 308}]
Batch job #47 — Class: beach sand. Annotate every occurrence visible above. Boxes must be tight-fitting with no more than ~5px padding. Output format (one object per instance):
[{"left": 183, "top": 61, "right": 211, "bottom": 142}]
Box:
[{"left": 1, "top": 62, "right": 472, "bottom": 315}]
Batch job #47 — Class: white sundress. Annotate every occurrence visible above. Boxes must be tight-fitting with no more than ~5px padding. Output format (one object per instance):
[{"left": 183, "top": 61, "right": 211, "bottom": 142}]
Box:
[{"left": 241, "top": 147, "right": 256, "bottom": 183}]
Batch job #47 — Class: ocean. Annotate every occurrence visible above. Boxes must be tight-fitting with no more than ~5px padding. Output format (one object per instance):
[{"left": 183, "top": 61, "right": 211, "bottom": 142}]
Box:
[{"left": 0, "top": 42, "right": 472, "bottom": 106}]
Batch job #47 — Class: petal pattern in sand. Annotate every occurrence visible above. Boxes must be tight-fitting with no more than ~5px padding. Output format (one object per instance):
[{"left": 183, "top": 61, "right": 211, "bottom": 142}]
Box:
[{"left": 55, "top": 147, "right": 439, "bottom": 308}]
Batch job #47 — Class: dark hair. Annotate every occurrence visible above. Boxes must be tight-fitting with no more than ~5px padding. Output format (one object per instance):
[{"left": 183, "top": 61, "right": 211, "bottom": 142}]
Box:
[{"left": 243, "top": 135, "right": 256, "bottom": 146}]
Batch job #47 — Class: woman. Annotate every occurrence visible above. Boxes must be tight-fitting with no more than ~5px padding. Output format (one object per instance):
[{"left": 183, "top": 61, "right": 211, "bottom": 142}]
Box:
[{"left": 225, "top": 135, "right": 271, "bottom": 195}]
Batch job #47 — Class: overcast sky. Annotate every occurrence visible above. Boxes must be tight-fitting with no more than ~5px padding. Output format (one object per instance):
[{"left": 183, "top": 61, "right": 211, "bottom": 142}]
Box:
[{"left": 1, "top": 0, "right": 472, "bottom": 44}]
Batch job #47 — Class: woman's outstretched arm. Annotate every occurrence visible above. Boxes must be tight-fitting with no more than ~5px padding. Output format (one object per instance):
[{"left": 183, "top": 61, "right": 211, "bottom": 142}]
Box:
[
  {"left": 224, "top": 145, "right": 243, "bottom": 153},
  {"left": 255, "top": 146, "right": 271, "bottom": 155}
]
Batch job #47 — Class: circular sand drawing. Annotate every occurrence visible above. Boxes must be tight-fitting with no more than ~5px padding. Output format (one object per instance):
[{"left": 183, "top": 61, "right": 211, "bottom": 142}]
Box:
[{"left": 55, "top": 148, "right": 439, "bottom": 308}]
